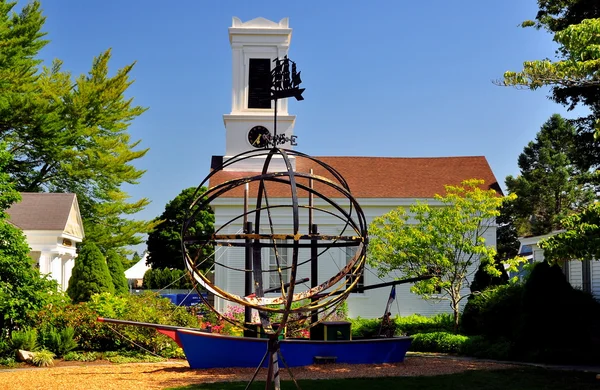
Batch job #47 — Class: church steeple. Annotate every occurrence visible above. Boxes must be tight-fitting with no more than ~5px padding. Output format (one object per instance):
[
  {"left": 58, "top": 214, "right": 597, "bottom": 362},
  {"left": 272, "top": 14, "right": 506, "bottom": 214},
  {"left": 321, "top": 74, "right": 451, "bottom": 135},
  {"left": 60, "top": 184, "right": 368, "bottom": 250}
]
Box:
[{"left": 222, "top": 17, "right": 297, "bottom": 169}]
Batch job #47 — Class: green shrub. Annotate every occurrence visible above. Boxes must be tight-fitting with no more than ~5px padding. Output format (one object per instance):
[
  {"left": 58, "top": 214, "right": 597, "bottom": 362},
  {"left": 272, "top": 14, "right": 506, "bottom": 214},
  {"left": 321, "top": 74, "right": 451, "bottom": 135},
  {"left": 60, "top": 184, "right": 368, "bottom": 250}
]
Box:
[
  {"left": 0, "top": 356, "right": 16, "bottom": 367},
  {"left": 32, "top": 350, "right": 54, "bottom": 367},
  {"left": 0, "top": 339, "right": 11, "bottom": 358},
  {"left": 518, "top": 261, "right": 600, "bottom": 364},
  {"left": 460, "top": 335, "right": 513, "bottom": 360},
  {"left": 350, "top": 317, "right": 381, "bottom": 338},
  {"left": 410, "top": 332, "right": 468, "bottom": 353},
  {"left": 350, "top": 314, "right": 453, "bottom": 338},
  {"left": 395, "top": 314, "right": 454, "bottom": 335},
  {"left": 30, "top": 291, "right": 203, "bottom": 357},
  {"left": 10, "top": 327, "right": 38, "bottom": 352},
  {"left": 67, "top": 241, "right": 115, "bottom": 303},
  {"left": 461, "top": 284, "right": 524, "bottom": 338},
  {"left": 106, "top": 250, "right": 129, "bottom": 295},
  {"left": 63, "top": 351, "right": 99, "bottom": 362},
  {"left": 39, "top": 327, "right": 78, "bottom": 357}
]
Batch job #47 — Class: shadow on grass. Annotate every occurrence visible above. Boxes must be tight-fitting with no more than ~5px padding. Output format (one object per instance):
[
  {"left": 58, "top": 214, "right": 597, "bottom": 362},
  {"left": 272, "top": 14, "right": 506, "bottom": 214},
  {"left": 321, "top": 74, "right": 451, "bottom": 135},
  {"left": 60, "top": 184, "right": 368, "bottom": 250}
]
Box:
[{"left": 164, "top": 368, "right": 597, "bottom": 390}]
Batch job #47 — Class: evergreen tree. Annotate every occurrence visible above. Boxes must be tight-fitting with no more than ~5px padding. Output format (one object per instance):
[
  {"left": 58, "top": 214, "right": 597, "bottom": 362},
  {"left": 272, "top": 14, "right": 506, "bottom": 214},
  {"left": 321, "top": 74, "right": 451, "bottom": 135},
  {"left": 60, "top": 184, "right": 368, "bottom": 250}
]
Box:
[
  {"left": 106, "top": 250, "right": 129, "bottom": 295},
  {"left": 146, "top": 187, "right": 214, "bottom": 270},
  {"left": 505, "top": 114, "right": 594, "bottom": 236},
  {"left": 0, "top": 1, "right": 156, "bottom": 256},
  {"left": 67, "top": 241, "right": 114, "bottom": 303}
]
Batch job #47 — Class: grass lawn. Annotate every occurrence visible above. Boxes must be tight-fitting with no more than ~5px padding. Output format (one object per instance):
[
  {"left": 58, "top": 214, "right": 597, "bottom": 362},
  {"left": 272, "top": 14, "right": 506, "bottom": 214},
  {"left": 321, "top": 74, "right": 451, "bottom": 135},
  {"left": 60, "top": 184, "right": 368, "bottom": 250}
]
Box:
[{"left": 166, "top": 367, "right": 597, "bottom": 390}]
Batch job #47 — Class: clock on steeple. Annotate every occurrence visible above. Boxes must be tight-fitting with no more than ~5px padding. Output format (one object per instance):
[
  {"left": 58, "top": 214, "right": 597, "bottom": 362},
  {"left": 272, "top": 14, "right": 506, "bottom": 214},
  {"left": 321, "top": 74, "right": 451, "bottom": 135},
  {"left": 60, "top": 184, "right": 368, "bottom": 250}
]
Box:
[{"left": 222, "top": 17, "right": 297, "bottom": 170}]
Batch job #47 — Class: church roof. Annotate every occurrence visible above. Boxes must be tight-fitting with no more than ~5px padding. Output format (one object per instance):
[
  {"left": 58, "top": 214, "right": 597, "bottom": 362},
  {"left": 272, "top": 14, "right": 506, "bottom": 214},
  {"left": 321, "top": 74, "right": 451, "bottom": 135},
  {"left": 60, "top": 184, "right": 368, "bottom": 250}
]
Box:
[
  {"left": 6, "top": 193, "right": 81, "bottom": 231},
  {"left": 209, "top": 155, "right": 501, "bottom": 198}
]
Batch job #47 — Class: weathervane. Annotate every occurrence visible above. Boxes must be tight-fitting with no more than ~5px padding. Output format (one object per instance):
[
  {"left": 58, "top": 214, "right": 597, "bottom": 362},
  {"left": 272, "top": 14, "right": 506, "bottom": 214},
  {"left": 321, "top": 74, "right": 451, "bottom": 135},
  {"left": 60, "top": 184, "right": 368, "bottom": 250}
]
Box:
[{"left": 270, "top": 56, "right": 304, "bottom": 146}]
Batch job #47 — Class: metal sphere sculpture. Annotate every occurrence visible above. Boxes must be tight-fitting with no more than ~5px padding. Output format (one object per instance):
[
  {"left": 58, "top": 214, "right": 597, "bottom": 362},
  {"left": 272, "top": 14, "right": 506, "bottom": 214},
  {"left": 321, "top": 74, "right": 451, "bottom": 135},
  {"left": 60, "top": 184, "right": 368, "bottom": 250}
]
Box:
[{"left": 182, "top": 147, "right": 367, "bottom": 339}]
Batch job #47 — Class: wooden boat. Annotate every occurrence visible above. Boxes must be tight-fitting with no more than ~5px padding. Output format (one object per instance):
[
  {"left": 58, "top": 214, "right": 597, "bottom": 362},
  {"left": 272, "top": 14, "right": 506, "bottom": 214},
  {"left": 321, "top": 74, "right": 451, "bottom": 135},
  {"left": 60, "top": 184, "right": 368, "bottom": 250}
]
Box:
[{"left": 97, "top": 317, "right": 412, "bottom": 368}]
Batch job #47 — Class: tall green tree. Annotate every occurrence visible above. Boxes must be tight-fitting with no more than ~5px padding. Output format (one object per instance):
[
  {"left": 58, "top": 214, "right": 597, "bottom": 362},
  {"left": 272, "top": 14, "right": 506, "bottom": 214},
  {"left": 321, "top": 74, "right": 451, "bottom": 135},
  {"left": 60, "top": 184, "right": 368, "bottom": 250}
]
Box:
[
  {"left": 503, "top": 1, "right": 600, "bottom": 262},
  {"left": 0, "top": 1, "right": 156, "bottom": 255},
  {"left": 106, "top": 250, "right": 129, "bottom": 295},
  {"left": 502, "top": 2, "right": 600, "bottom": 141},
  {"left": 0, "top": 143, "right": 63, "bottom": 331},
  {"left": 67, "top": 241, "right": 114, "bottom": 303},
  {"left": 505, "top": 114, "right": 595, "bottom": 236},
  {"left": 146, "top": 187, "right": 214, "bottom": 270},
  {"left": 368, "top": 180, "right": 522, "bottom": 332}
]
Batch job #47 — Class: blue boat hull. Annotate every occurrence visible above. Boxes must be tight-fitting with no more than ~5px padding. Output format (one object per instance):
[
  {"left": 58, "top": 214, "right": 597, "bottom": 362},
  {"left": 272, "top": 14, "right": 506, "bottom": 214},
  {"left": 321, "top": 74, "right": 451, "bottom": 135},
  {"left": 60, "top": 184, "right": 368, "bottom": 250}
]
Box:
[{"left": 177, "top": 329, "right": 412, "bottom": 368}]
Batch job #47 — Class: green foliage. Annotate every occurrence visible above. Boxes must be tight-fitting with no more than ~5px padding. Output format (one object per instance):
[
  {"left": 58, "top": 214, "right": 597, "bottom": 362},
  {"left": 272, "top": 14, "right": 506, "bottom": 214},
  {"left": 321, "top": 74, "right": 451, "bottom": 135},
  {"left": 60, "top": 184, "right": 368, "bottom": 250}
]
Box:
[
  {"left": 368, "top": 179, "right": 518, "bottom": 331},
  {"left": 63, "top": 351, "right": 99, "bottom": 362},
  {"left": 10, "top": 327, "right": 38, "bottom": 352},
  {"left": 410, "top": 332, "right": 469, "bottom": 353},
  {"left": 31, "top": 350, "right": 54, "bottom": 367},
  {"left": 460, "top": 335, "right": 513, "bottom": 361},
  {"left": 461, "top": 284, "right": 524, "bottom": 338},
  {"left": 38, "top": 327, "right": 77, "bottom": 358},
  {"left": 0, "top": 145, "right": 65, "bottom": 332},
  {"left": 146, "top": 187, "right": 214, "bottom": 270},
  {"left": 539, "top": 202, "right": 600, "bottom": 262},
  {"left": 503, "top": 2, "right": 600, "bottom": 141},
  {"left": 350, "top": 314, "right": 453, "bottom": 338},
  {"left": 67, "top": 241, "right": 115, "bottom": 303},
  {"left": 104, "top": 350, "right": 165, "bottom": 364},
  {"left": 505, "top": 114, "right": 593, "bottom": 236},
  {"left": 460, "top": 261, "right": 600, "bottom": 364},
  {"left": 518, "top": 261, "right": 600, "bottom": 363},
  {"left": 106, "top": 250, "right": 129, "bottom": 295},
  {"left": 88, "top": 292, "right": 128, "bottom": 318},
  {"left": 0, "top": 1, "right": 155, "bottom": 256},
  {"left": 142, "top": 268, "right": 192, "bottom": 289},
  {"left": 31, "top": 292, "right": 203, "bottom": 356}
]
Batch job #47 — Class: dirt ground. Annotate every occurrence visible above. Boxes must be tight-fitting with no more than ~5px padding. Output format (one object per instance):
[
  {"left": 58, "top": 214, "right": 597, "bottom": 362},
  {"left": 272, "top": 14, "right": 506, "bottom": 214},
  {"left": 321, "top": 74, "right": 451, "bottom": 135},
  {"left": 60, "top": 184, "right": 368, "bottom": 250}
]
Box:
[{"left": 0, "top": 356, "right": 515, "bottom": 390}]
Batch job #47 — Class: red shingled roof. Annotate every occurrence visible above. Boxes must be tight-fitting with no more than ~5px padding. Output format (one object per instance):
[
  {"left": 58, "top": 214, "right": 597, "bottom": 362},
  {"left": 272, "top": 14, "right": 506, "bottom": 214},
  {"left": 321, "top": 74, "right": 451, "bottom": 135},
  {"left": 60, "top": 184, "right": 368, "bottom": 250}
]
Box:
[{"left": 209, "top": 156, "right": 501, "bottom": 198}]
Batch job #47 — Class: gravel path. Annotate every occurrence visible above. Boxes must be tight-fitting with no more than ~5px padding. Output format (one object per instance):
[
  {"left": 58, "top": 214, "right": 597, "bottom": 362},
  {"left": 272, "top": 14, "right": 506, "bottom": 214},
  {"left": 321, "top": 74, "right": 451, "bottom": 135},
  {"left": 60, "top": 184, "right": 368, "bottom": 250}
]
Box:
[{"left": 0, "top": 356, "right": 515, "bottom": 390}]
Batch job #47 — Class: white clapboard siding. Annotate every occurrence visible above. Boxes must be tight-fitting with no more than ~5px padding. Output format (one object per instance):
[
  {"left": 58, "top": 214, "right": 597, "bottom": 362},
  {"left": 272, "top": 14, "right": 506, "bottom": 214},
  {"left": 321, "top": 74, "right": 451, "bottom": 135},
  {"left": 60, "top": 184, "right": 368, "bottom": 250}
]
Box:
[
  {"left": 213, "top": 198, "right": 497, "bottom": 318},
  {"left": 591, "top": 261, "right": 600, "bottom": 300},
  {"left": 568, "top": 260, "right": 583, "bottom": 290}
]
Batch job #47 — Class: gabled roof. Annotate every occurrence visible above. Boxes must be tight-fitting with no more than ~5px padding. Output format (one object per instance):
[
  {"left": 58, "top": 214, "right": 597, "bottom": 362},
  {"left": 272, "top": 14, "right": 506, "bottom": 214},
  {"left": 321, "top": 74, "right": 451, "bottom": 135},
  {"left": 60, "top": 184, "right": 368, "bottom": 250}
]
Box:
[
  {"left": 6, "top": 193, "right": 82, "bottom": 232},
  {"left": 209, "top": 156, "right": 501, "bottom": 198}
]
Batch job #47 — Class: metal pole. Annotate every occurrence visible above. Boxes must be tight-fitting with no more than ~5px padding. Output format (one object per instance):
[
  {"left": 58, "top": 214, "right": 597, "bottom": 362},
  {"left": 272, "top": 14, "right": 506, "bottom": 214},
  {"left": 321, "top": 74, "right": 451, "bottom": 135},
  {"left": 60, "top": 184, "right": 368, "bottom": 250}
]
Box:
[
  {"left": 244, "top": 221, "right": 253, "bottom": 325},
  {"left": 310, "top": 223, "right": 318, "bottom": 327}
]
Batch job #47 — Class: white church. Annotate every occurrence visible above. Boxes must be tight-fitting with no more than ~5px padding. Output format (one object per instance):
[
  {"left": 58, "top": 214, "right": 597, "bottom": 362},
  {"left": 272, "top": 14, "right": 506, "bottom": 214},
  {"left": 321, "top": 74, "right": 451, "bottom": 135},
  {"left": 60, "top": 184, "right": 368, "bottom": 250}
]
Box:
[{"left": 208, "top": 17, "right": 501, "bottom": 319}]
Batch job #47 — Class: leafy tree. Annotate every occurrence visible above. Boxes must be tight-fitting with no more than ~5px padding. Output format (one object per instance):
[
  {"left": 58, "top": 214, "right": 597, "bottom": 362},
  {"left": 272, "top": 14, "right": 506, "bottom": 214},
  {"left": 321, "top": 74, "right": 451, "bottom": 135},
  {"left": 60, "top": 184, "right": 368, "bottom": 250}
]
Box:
[
  {"left": 0, "top": 143, "right": 63, "bottom": 331},
  {"left": 540, "top": 202, "right": 600, "bottom": 262},
  {"left": 0, "top": 1, "right": 156, "bottom": 255},
  {"left": 368, "top": 179, "right": 521, "bottom": 332},
  {"left": 106, "top": 250, "right": 129, "bottom": 295},
  {"left": 502, "top": 3, "right": 600, "bottom": 141},
  {"left": 502, "top": 2, "right": 600, "bottom": 262},
  {"left": 146, "top": 187, "right": 214, "bottom": 270},
  {"left": 505, "top": 114, "right": 595, "bottom": 236},
  {"left": 67, "top": 241, "right": 114, "bottom": 303}
]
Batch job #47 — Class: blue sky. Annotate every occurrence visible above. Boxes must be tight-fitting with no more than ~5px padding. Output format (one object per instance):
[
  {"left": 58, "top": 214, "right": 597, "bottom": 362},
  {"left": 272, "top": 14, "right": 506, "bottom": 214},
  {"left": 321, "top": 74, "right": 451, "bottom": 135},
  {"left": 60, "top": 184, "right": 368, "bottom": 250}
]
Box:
[{"left": 33, "top": 1, "right": 578, "bottom": 252}]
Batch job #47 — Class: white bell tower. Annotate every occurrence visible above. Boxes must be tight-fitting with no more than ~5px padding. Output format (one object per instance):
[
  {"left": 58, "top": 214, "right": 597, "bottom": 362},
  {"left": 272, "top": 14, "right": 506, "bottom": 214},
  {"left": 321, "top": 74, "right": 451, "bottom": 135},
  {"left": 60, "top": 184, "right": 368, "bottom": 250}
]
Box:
[{"left": 222, "top": 17, "right": 297, "bottom": 171}]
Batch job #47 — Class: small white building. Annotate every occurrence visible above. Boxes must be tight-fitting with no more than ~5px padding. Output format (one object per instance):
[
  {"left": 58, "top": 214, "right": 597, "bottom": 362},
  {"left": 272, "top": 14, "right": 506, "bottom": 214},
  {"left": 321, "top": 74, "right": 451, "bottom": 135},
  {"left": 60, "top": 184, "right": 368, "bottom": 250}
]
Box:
[
  {"left": 519, "top": 233, "right": 600, "bottom": 300},
  {"left": 6, "top": 193, "right": 84, "bottom": 291},
  {"left": 206, "top": 17, "right": 502, "bottom": 319}
]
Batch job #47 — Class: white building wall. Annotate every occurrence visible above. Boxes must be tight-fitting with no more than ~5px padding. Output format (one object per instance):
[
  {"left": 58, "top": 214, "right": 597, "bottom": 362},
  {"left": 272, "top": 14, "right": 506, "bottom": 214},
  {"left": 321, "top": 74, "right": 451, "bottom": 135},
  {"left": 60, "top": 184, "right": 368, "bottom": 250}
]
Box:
[
  {"left": 592, "top": 261, "right": 600, "bottom": 300},
  {"left": 568, "top": 260, "right": 583, "bottom": 290},
  {"left": 213, "top": 197, "right": 497, "bottom": 319}
]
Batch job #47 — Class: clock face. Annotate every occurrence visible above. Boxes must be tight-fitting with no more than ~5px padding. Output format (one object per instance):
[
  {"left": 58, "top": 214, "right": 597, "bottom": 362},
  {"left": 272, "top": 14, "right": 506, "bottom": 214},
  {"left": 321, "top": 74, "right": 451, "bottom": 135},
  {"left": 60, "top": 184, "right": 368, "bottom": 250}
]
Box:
[{"left": 248, "top": 126, "right": 271, "bottom": 148}]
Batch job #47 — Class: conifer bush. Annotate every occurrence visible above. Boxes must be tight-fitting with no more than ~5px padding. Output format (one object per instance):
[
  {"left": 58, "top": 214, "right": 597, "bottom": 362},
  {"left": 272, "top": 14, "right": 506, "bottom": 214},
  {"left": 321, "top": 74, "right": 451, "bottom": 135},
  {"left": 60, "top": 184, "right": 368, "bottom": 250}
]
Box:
[
  {"left": 106, "top": 250, "right": 129, "bottom": 295},
  {"left": 67, "top": 241, "right": 115, "bottom": 303}
]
